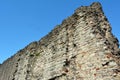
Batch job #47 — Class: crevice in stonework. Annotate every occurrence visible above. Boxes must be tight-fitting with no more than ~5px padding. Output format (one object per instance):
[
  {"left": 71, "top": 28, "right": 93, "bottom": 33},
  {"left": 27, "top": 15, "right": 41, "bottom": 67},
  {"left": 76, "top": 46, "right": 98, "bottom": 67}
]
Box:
[
  {"left": 12, "top": 65, "right": 18, "bottom": 79},
  {"left": 113, "top": 69, "right": 120, "bottom": 74},
  {"left": 48, "top": 73, "right": 66, "bottom": 80},
  {"left": 12, "top": 54, "right": 21, "bottom": 80},
  {"left": 73, "top": 43, "right": 77, "bottom": 47},
  {"left": 63, "top": 59, "right": 70, "bottom": 67},
  {"left": 65, "top": 28, "right": 69, "bottom": 54},
  {"left": 102, "top": 61, "right": 109, "bottom": 66}
]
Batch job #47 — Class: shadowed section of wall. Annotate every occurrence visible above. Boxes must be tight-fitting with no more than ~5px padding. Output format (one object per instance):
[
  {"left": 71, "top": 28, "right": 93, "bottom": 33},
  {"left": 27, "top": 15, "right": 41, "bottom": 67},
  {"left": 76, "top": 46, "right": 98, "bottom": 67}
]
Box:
[{"left": 0, "top": 2, "right": 120, "bottom": 80}]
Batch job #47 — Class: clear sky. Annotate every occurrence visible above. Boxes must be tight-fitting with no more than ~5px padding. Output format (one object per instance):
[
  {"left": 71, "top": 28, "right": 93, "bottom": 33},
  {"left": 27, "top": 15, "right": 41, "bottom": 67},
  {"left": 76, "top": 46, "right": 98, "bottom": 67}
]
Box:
[{"left": 0, "top": 0, "right": 120, "bottom": 63}]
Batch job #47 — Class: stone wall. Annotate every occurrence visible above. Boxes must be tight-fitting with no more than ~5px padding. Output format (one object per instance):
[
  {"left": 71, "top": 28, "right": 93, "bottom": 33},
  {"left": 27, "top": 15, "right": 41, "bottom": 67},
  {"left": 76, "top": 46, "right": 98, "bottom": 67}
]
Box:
[{"left": 0, "top": 2, "right": 120, "bottom": 80}]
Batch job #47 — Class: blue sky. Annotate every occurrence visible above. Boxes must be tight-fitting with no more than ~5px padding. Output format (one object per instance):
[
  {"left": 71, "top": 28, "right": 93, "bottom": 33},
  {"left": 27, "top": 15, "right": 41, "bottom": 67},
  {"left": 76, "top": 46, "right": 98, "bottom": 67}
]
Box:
[{"left": 0, "top": 0, "right": 119, "bottom": 63}]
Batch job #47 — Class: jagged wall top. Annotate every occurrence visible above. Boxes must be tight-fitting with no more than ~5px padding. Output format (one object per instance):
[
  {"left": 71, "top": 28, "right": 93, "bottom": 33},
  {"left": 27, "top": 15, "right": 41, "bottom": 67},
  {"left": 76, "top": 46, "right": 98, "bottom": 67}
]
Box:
[{"left": 75, "top": 2, "right": 102, "bottom": 13}]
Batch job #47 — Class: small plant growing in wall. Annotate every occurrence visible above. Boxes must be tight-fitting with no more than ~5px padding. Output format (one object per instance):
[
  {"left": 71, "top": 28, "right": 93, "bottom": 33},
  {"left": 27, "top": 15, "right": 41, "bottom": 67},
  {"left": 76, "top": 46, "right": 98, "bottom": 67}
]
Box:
[{"left": 35, "top": 53, "right": 40, "bottom": 56}]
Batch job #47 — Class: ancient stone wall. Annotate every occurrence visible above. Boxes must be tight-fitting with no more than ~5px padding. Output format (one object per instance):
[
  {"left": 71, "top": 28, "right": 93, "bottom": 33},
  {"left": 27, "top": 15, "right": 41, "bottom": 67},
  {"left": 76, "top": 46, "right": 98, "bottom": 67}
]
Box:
[{"left": 0, "top": 2, "right": 120, "bottom": 80}]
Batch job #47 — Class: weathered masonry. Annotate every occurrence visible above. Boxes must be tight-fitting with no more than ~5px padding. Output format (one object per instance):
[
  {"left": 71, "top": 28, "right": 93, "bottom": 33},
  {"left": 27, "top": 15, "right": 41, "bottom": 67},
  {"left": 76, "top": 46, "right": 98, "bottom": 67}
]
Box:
[{"left": 0, "top": 2, "right": 120, "bottom": 80}]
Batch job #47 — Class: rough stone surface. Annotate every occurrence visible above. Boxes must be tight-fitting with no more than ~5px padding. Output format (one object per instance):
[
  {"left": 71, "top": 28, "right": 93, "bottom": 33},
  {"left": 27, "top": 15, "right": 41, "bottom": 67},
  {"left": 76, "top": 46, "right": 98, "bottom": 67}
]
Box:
[{"left": 0, "top": 2, "right": 120, "bottom": 80}]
